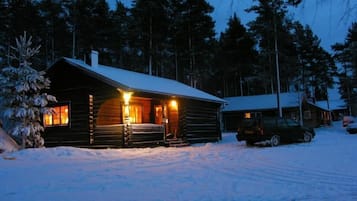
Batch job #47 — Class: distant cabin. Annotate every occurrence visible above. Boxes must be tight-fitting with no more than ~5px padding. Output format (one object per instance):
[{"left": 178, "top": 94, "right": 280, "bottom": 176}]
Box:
[
  {"left": 222, "top": 93, "right": 331, "bottom": 132},
  {"left": 316, "top": 99, "right": 348, "bottom": 121},
  {"left": 44, "top": 52, "right": 224, "bottom": 148}
]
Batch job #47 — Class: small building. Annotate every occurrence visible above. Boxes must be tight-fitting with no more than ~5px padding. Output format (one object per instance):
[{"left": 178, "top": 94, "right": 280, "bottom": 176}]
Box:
[
  {"left": 44, "top": 51, "right": 224, "bottom": 148},
  {"left": 222, "top": 92, "right": 331, "bottom": 132},
  {"left": 316, "top": 99, "right": 348, "bottom": 121}
]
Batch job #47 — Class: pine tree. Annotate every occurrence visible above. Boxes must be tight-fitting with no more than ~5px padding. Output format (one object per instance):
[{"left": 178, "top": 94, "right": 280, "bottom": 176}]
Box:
[
  {"left": 170, "top": 0, "right": 216, "bottom": 88},
  {"left": 38, "top": 0, "right": 72, "bottom": 67},
  {"left": 130, "top": 0, "right": 170, "bottom": 75},
  {"left": 63, "top": 0, "right": 112, "bottom": 61},
  {"left": 109, "top": 1, "right": 131, "bottom": 67},
  {"left": 0, "top": 0, "right": 45, "bottom": 69},
  {"left": 333, "top": 22, "right": 357, "bottom": 111},
  {"left": 217, "top": 13, "right": 257, "bottom": 96},
  {"left": 292, "top": 21, "right": 337, "bottom": 100},
  {"left": 0, "top": 32, "right": 56, "bottom": 149},
  {"left": 247, "top": 0, "right": 301, "bottom": 94}
]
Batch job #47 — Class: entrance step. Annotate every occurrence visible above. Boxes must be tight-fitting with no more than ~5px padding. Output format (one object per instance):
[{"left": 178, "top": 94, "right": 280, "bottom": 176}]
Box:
[{"left": 165, "top": 138, "right": 190, "bottom": 147}]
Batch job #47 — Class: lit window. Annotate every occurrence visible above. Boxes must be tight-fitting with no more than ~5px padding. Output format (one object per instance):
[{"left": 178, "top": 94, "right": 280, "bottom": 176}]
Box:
[
  {"left": 122, "top": 104, "right": 142, "bottom": 123},
  {"left": 44, "top": 105, "right": 69, "bottom": 127},
  {"left": 244, "top": 113, "right": 251, "bottom": 119}
]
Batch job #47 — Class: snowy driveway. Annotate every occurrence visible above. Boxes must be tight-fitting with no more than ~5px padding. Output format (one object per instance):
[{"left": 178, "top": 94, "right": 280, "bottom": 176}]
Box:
[{"left": 1, "top": 122, "right": 357, "bottom": 201}]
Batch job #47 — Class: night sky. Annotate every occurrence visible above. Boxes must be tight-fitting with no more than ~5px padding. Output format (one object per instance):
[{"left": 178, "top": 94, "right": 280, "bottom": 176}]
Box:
[{"left": 108, "top": 0, "right": 356, "bottom": 52}]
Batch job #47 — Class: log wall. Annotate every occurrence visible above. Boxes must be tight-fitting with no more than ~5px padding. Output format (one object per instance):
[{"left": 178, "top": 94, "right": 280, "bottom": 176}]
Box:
[{"left": 180, "top": 99, "right": 221, "bottom": 143}]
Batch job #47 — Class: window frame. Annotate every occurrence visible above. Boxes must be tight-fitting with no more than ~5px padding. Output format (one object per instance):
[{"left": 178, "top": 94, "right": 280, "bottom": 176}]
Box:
[
  {"left": 43, "top": 102, "right": 71, "bottom": 128},
  {"left": 122, "top": 103, "right": 143, "bottom": 124}
]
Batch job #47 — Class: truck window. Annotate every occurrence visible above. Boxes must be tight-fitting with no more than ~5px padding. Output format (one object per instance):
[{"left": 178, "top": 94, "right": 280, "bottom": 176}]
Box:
[{"left": 286, "top": 119, "right": 299, "bottom": 127}]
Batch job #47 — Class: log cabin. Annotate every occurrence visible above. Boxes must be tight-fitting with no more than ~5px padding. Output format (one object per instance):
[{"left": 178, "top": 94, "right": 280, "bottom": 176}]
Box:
[{"left": 44, "top": 51, "right": 225, "bottom": 148}]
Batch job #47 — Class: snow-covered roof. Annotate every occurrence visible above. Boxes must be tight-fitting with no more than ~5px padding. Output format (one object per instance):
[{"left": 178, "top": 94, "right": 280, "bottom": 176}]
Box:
[
  {"left": 223, "top": 92, "right": 304, "bottom": 112},
  {"left": 56, "top": 58, "right": 224, "bottom": 104},
  {"left": 316, "top": 99, "right": 347, "bottom": 111}
]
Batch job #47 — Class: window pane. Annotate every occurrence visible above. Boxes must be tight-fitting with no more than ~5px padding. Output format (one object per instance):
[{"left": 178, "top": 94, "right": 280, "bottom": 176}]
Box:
[
  {"left": 130, "top": 105, "right": 142, "bottom": 123},
  {"left": 60, "top": 105, "right": 69, "bottom": 125},
  {"left": 44, "top": 114, "right": 52, "bottom": 126},
  {"left": 53, "top": 107, "right": 61, "bottom": 125},
  {"left": 44, "top": 104, "right": 70, "bottom": 127},
  {"left": 123, "top": 104, "right": 143, "bottom": 124}
]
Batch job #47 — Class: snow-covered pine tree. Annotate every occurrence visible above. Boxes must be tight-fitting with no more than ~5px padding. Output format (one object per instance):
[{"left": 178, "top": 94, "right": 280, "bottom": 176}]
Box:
[{"left": 0, "top": 32, "right": 56, "bottom": 149}]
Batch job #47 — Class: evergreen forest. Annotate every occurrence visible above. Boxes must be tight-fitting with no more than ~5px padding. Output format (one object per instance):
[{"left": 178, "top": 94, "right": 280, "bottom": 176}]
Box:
[{"left": 0, "top": 0, "right": 356, "bottom": 102}]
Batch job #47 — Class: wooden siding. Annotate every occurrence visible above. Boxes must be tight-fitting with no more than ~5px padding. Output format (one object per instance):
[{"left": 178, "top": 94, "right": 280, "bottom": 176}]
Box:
[
  {"left": 43, "top": 92, "right": 90, "bottom": 147},
  {"left": 96, "top": 98, "right": 122, "bottom": 125},
  {"left": 180, "top": 100, "right": 221, "bottom": 143},
  {"left": 223, "top": 113, "right": 243, "bottom": 132},
  {"left": 92, "top": 124, "right": 165, "bottom": 148},
  {"left": 93, "top": 124, "right": 124, "bottom": 147},
  {"left": 127, "top": 124, "right": 165, "bottom": 146}
]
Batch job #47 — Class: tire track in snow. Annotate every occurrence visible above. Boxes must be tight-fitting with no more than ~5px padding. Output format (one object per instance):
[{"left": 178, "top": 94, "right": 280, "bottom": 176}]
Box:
[
  {"left": 193, "top": 151, "right": 357, "bottom": 195},
  {"left": 249, "top": 158, "right": 357, "bottom": 189},
  {"left": 180, "top": 143, "right": 357, "bottom": 194}
]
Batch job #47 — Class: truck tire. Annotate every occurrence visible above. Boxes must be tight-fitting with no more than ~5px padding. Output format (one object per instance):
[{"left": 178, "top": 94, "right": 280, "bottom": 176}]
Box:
[{"left": 270, "top": 135, "right": 280, "bottom": 147}]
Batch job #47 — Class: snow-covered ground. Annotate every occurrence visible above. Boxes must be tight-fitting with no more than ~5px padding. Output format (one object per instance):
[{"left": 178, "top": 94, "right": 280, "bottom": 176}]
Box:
[{"left": 1, "top": 121, "right": 357, "bottom": 201}]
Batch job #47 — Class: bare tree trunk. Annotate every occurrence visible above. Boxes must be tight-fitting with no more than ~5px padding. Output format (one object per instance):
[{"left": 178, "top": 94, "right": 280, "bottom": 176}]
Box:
[
  {"left": 240, "top": 74, "right": 243, "bottom": 96},
  {"left": 175, "top": 49, "right": 178, "bottom": 81},
  {"left": 149, "top": 16, "right": 153, "bottom": 75}
]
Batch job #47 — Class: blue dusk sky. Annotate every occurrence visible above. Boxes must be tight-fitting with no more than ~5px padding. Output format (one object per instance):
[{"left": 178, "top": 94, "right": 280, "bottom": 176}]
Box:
[
  {"left": 210, "top": 0, "right": 355, "bottom": 52},
  {"left": 108, "top": 0, "right": 356, "bottom": 53}
]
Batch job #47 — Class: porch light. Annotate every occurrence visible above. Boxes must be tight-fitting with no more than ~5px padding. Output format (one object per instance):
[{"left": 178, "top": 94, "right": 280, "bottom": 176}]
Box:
[
  {"left": 123, "top": 92, "right": 132, "bottom": 105},
  {"left": 122, "top": 91, "right": 133, "bottom": 124},
  {"left": 170, "top": 100, "right": 178, "bottom": 110}
]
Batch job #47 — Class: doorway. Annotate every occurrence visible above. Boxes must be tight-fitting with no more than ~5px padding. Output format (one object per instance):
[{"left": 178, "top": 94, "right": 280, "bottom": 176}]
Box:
[{"left": 168, "top": 100, "right": 179, "bottom": 138}]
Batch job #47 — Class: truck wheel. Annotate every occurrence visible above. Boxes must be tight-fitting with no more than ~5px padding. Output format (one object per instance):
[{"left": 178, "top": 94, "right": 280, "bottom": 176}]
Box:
[
  {"left": 270, "top": 135, "right": 280, "bottom": 147},
  {"left": 303, "top": 132, "right": 312, "bottom": 143}
]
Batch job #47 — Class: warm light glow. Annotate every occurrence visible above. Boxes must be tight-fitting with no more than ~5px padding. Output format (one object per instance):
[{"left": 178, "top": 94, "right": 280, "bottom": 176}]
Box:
[
  {"left": 123, "top": 92, "right": 132, "bottom": 105},
  {"left": 170, "top": 100, "right": 178, "bottom": 110},
  {"left": 122, "top": 104, "right": 142, "bottom": 124},
  {"left": 44, "top": 114, "right": 52, "bottom": 125},
  {"left": 155, "top": 105, "right": 163, "bottom": 124},
  {"left": 61, "top": 106, "right": 69, "bottom": 124},
  {"left": 244, "top": 113, "right": 251, "bottom": 119},
  {"left": 44, "top": 105, "right": 69, "bottom": 127},
  {"left": 122, "top": 92, "right": 133, "bottom": 124}
]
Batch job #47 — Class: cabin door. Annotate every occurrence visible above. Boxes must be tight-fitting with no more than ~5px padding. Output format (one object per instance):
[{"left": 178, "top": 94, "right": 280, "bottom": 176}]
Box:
[{"left": 167, "top": 100, "right": 179, "bottom": 138}]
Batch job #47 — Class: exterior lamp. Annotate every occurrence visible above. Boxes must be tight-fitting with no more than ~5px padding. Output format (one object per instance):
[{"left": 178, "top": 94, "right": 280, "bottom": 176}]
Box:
[
  {"left": 123, "top": 92, "right": 132, "bottom": 105},
  {"left": 170, "top": 100, "right": 178, "bottom": 110}
]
